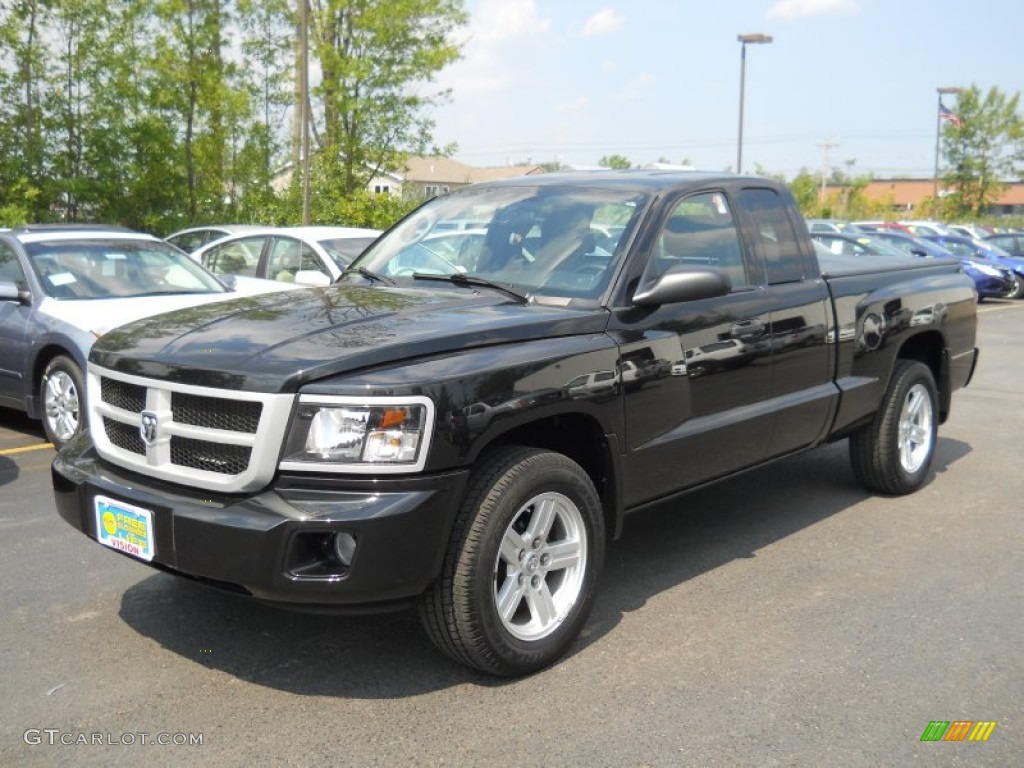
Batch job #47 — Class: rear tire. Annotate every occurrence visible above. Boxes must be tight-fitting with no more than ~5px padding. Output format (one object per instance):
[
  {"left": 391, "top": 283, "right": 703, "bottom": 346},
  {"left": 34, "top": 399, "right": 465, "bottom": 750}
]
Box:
[
  {"left": 40, "top": 355, "right": 86, "bottom": 449},
  {"left": 849, "top": 360, "right": 938, "bottom": 495},
  {"left": 1007, "top": 274, "right": 1024, "bottom": 299},
  {"left": 420, "top": 446, "right": 605, "bottom": 676}
]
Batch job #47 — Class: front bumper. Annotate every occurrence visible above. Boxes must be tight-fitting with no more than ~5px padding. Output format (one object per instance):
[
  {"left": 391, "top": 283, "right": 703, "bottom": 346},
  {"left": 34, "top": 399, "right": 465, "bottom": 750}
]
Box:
[{"left": 52, "top": 435, "right": 469, "bottom": 610}]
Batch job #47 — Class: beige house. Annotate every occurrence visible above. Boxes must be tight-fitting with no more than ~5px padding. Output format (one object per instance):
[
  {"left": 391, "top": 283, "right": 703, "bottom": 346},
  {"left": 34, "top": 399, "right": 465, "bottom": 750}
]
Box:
[
  {"left": 382, "top": 156, "right": 546, "bottom": 199},
  {"left": 278, "top": 155, "right": 545, "bottom": 199}
]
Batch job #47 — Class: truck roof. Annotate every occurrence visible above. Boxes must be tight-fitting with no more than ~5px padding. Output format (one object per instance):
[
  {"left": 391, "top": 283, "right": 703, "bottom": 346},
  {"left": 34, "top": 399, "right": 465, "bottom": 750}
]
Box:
[{"left": 471, "top": 170, "right": 774, "bottom": 194}]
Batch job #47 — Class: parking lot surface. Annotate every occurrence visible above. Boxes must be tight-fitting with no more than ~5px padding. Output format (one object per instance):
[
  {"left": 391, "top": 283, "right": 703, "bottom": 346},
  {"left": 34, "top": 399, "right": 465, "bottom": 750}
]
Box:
[{"left": 1, "top": 302, "right": 1021, "bottom": 767}]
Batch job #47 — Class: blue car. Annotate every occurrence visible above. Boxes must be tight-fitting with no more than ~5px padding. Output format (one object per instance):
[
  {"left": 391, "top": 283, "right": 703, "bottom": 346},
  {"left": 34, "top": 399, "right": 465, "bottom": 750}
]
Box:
[
  {"left": 855, "top": 230, "right": 1015, "bottom": 301},
  {"left": 922, "top": 235, "right": 1024, "bottom": 299}
]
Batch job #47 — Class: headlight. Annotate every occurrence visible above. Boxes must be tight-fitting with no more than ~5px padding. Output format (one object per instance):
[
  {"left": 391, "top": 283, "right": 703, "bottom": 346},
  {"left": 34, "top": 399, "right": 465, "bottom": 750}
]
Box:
[
  {"left": 280, "top": 395, "right": 434, "bottom": 473},
  {"left": 973, "top": 263, "right": 1002, "bottom": 277}
]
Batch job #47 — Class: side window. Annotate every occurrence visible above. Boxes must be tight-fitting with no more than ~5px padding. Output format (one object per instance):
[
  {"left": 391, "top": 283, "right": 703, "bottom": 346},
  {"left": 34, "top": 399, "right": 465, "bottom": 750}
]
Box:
[
  {"left": 655, "top": 191, "right": 750, "bottom": 291},
  {"left": 268, "top": 238, "right": 328, "bottom": 281},
  {"left": 739, "top": 188, "right": 806, "bottom": 284},
  {"left": 299, "top": 243, "right": 326, "bottom": 274},
  {"left": 0, "top": 242, "right": 27, "bottom": 290},
  {"left": 204, "top": 237, "right": 264, "bottom": 277}
]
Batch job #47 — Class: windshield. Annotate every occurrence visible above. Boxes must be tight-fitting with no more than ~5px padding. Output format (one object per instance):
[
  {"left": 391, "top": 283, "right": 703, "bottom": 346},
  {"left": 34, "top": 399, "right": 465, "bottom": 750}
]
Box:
[
  {"left": 347, "top": 185, "right": 649, "bottom": 301},
  {"left": 26, "top": 238, "right": 226, "bottom": 299}
]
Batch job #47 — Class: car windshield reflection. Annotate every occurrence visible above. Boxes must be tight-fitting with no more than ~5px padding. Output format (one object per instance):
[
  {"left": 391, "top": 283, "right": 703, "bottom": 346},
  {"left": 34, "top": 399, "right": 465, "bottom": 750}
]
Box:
[
  {"left": 346, "top": 185, "right": 648, "bottom": 302},
  {"left": 26, "top": 239, "right": 225, "bottom": 299}
]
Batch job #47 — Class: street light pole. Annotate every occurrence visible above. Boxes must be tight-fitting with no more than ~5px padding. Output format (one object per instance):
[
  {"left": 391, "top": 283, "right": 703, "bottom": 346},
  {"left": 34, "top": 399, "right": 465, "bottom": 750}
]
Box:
[
  {"left": 934, "top": 86, "right": 964, "bottom": 202},
  {"left": 737, "top": 33, "right": 772, "bottom": 175}
]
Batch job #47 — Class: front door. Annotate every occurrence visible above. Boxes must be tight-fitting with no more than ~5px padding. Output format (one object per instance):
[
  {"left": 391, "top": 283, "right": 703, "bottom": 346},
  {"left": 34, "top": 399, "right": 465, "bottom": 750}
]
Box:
[{"left": 609, "top": 190, "right": 774, "bottom": 507}]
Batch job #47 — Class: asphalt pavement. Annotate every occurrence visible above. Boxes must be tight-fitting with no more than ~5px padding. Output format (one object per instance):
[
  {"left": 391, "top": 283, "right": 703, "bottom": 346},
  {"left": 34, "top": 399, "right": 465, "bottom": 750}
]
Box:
[{"left": 1, "top": 302, "right": 1021, "bottom": 767}]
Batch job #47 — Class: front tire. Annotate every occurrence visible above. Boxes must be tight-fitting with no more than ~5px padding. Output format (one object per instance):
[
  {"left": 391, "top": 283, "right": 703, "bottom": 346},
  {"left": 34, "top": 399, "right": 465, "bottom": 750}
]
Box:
[
  {"left": 849, "top": 360, "right": 938, "bottom": 495},
  {"left": 420, "top": 446, "right": 605, "bottom": 676},
  {"left": 40, "top": 355, "right": 86, "bottom": 449}
]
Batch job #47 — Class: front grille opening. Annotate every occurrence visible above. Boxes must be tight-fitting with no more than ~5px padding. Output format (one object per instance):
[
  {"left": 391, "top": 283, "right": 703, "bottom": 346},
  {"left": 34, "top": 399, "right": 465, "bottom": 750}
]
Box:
[
  {"left": 171, "top": 392, "right": 262, "bottom": 434},
  {"left": 104, "top": 418, "right": 145, "bottom": 455},
  {"left": 101, "top": 378, "right": 146, "bottom": 413},
  {"left": 170, "top": 436, "right": 251, "bottom": 475}
]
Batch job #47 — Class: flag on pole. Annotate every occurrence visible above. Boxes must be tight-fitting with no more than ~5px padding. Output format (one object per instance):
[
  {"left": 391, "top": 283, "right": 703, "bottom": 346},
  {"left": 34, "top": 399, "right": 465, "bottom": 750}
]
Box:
[{"left": 939, "top": 103, "right": 962, "bottom": 127}]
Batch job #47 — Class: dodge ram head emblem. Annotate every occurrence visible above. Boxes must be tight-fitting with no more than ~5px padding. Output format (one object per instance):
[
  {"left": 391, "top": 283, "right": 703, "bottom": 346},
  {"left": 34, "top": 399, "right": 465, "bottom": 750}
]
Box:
[{"left": 139, "top": 411, "right": 159, "bottom": 446}]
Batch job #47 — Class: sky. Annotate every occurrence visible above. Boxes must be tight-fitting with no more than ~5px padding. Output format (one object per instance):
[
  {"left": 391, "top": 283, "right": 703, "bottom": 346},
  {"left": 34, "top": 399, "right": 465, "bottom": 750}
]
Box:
[{"left": 428, "top": 0, "right": 1023, "bottom": 179}]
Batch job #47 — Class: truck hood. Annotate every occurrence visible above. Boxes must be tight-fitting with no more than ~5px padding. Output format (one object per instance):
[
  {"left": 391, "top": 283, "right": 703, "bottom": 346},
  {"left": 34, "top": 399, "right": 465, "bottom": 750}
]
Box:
[{"left": 90, "top": 284, "right": 610, "bottom": 391}]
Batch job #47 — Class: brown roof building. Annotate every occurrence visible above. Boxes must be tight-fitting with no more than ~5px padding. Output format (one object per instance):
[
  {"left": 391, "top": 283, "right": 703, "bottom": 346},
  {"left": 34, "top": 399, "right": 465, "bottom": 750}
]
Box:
[{"left": 828, "top": 178, "right": 1024, "bottom": 215}]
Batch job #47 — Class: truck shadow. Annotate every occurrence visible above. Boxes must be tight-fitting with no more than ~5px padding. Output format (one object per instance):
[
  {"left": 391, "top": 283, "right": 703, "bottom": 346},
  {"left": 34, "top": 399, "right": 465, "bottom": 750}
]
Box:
[{"left": 117, "top": 437, "right": 971, "bottom": 698}]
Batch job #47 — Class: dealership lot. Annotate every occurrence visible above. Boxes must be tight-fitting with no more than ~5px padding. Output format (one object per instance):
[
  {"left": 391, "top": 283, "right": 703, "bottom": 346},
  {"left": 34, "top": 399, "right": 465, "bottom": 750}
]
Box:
[{"left": 1, "top": 303, "right": 1021, "bottom": 767}]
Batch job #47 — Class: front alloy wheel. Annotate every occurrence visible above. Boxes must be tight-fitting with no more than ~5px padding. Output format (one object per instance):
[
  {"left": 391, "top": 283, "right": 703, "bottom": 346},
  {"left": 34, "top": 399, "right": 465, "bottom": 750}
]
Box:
[
  {"left": 493, "top": 491, "right": 588, "bottom": 642},
  {"left": 41, "top": 355, "right": 86, "bottom": 449},
  {"left": 421, "top": 446, "right": 605, "bottom": 676}
]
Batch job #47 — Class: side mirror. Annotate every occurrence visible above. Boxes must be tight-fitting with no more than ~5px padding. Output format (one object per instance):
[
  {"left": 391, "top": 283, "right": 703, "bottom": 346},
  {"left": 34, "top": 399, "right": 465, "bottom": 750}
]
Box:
[
  {"left": 632, "top": 266, "right": 731, "bottom": 307},
  {"left": 218, "top": 274, "right": 238, "bottom": 291},
  {"left": 0, "top": 280, "right": 31, "bottom": 304}
]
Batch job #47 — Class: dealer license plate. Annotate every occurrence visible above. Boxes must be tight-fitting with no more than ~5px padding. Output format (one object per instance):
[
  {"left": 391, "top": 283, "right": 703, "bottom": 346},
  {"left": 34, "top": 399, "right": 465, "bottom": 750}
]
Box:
[{"left": 94, "top": 495, "right": 155, "bottom": 562}]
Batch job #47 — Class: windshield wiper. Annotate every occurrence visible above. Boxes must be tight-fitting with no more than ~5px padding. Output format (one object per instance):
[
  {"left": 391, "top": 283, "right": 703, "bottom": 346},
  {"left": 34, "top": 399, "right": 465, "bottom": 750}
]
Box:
[
  {"left": 340, "top": 265, "right": 397, "bottom": 286},
  {"left": 410, "top": 272, "right": 530, "bottom": 304}
]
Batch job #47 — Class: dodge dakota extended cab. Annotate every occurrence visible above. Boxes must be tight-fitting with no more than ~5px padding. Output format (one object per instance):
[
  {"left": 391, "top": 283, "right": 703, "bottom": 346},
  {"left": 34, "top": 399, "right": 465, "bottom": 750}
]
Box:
[{"left": 53, "top": 172, "right": 979, "bottom": 676}]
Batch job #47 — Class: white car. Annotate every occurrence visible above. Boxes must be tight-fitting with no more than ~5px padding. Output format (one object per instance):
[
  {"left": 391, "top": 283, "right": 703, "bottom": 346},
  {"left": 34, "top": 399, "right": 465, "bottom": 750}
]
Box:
[
  {"left": 0, "top": 226, "right": 297, "bottom": 447},
  {"left": 190, "top": 226, "right": 381, "bottom": 286},
  {"left": 164, "top": 224, "right": 266, "bottom": 253}
]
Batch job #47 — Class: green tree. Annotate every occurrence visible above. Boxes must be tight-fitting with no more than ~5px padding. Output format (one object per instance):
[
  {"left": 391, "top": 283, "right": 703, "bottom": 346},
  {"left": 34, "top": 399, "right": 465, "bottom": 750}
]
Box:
[
  {"left": 598, "top": 154, "right": 631, "bottom": 169},
  {"left": 0, "top": 0, "right": 55, "bottom": 221},
  {"left": 940, "top": 85, "right": 1024, "bottom": 218},
  {"left": 306, "top": 0, "right": 467, "bottom": 197},
  {"left": 238, "top": 0, "right": 293, "bottom": 191}
]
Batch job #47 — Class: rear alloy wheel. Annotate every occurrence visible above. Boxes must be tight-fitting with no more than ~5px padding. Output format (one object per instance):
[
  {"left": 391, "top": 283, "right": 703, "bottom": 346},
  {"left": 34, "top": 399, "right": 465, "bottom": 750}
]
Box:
[
  {"left": 41, "top": 355, "right": 86, "bottom": 449},
  {"left": 420, "top": 446, "right": 605, "bottom": 676},
  {"left": 850, "top": 360, "right": 938, "bottom": 495},
  {"left": 1007, "top": 274, "right": 1024, "bottom": 299}
]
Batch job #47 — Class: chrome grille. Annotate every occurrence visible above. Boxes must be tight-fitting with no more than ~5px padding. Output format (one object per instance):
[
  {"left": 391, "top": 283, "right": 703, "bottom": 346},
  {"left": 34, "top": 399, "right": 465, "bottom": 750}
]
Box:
[
  {"left": 104, "top": 418, "right": 145, "bottom": 455},
  {"left": 171, "top": 392, "right": 262, "bottom": 433},
  {"left": 170, "top": 437, "right": 251, "bottom": 475},
  {"left": 101, "top": 377, "right": 146, "bottom": 413},
  {"left": 89, "top": 366, "right": 294, "bottom": 493}
]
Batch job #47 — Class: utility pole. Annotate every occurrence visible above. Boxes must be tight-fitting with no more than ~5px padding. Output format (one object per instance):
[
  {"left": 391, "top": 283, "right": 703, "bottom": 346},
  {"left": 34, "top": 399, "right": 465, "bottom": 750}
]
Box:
[
  {"left": 818, "top": 141, "right": 838, "bottom": 204},
  {"left": 299, "top": 0, "right": 311, "bottom": 225}
]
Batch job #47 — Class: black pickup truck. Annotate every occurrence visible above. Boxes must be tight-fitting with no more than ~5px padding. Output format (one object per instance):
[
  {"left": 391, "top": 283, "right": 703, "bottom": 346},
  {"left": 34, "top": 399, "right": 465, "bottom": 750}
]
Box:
[{"left": 52, "top": 172, "right": 978, "bottom": 676}]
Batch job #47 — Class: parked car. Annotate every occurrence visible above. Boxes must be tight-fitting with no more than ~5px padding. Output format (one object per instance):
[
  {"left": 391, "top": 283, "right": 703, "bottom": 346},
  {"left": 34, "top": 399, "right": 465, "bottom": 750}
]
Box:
[
  {"left": 164, "top": 224, "right": 265, "bottom": 253},
  {"left": 805, "top": 218, "right": 863, "bottom": 234},
  {"left": 0, "top": 225, "right": 297, "bottom": 447},
  {"left": 851, "top": 220, "right": 914, "bottom": 234},
  {"left": 947, "top": 223, "right": 994, "bottom": 240},
  {"left": 809, "top": 232, "right": 911, "bottom": 258},
  {"left": 898, "top": 220, "right": 953, "bottom": 237},
  {"left": 191, "top": 226, "right": 381, "bottom": 286},
  {"left": 921, "top": 235, "right": 1024, "bottom": 298},
  {"left": 863, "top": 230, "right": 1013, "bottom": 300},
  {"left": 984, "top": 232, "right": 1024, "bottom": 257},
  {"left": 862, "top": 230, "right": 955, "bottom": 259}
]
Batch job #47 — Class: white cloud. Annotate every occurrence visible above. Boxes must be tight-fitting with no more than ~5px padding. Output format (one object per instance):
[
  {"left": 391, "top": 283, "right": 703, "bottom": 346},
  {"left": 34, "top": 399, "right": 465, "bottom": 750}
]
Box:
[
  {"left": 767, "top": 0, "right": 859, "bottom": 19},
  {"left": 474, "top": 0, "right": 549, "bottom": 42},
  {"left": 581, "top": 8, "right": 625, "bottom": 37},
  {"left": 615, "top": 72, "right": 655, "bottom": 100},
  {"left": 437, "top": 0, "right": 550, "bottom": 96},
  {"left": 557, "top": 96, "right": 590, "bottom": 112}
]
